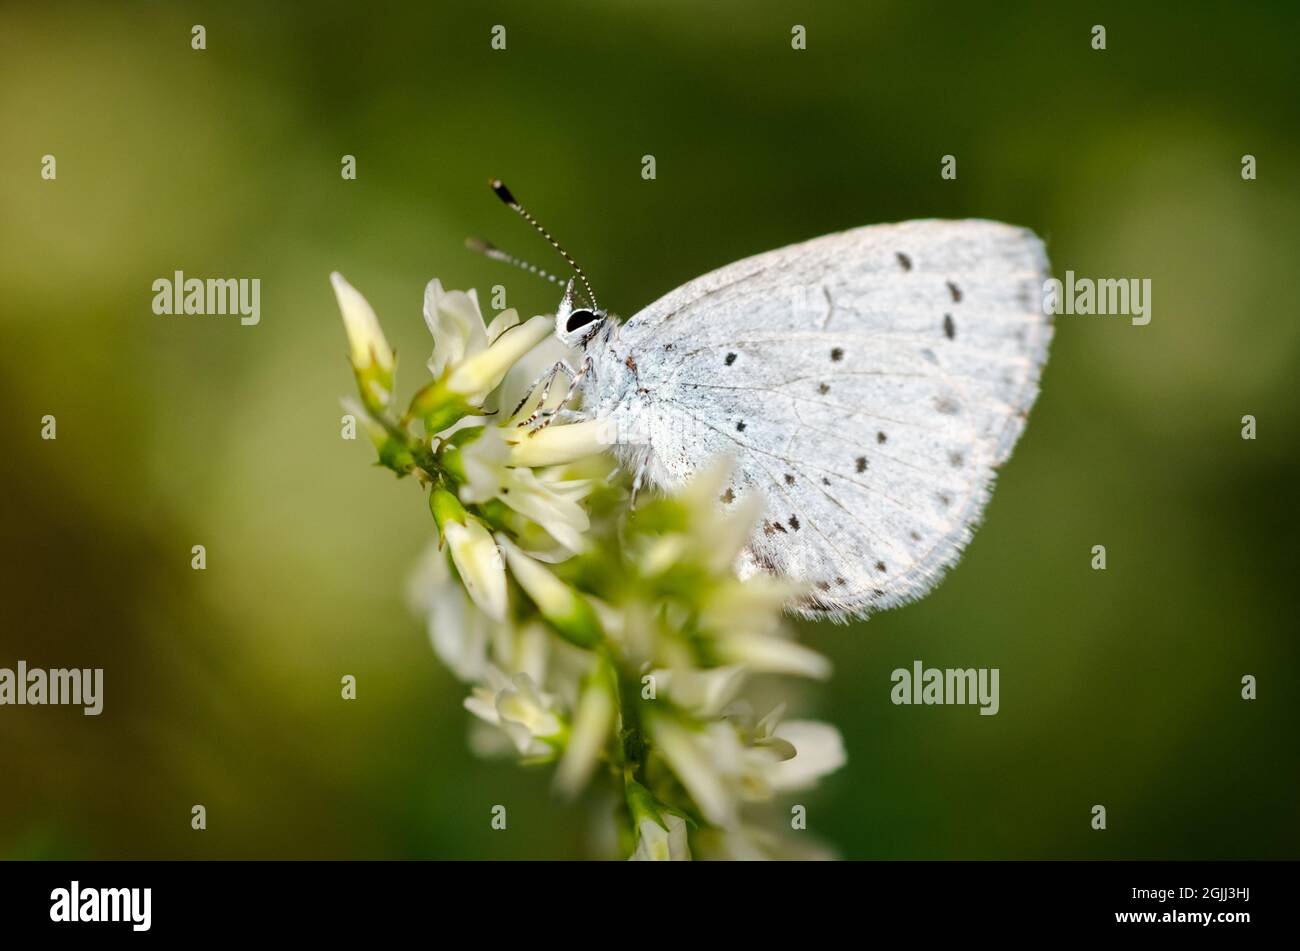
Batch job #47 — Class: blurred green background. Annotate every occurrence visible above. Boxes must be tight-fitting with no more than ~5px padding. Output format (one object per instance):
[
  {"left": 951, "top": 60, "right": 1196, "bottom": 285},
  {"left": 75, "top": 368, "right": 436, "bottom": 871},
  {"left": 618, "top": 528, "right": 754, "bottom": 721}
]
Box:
[{"left": 2, "top": 0, "right": 1297, "bottom": 859}]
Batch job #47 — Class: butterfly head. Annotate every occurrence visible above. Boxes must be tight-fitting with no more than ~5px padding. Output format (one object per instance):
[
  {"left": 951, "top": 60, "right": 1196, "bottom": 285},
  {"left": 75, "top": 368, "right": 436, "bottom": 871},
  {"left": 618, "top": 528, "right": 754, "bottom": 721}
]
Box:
[
  {"left": 472, "top": 180, "right": 608, "bottom": 348},
  {"left": 555, "top": 277, "right": 607, "bottom": 348}
]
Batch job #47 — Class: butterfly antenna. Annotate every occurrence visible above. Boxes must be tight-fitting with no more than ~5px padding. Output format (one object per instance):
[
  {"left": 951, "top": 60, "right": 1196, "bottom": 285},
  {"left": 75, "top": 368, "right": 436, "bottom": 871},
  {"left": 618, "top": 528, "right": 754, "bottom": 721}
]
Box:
[
  {"left": 489, "top": 178, "right": 599, "bottom": 309},
  {"left": 465, "top": 237, "right": 567, "bottom": 288}
]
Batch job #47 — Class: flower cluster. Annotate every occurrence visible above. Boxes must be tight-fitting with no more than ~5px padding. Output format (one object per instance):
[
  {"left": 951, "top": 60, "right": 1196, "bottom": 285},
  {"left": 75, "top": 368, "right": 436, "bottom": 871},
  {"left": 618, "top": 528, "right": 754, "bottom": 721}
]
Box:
[{"left": 333, "top": 273, "right": 846, "bottom": 860}]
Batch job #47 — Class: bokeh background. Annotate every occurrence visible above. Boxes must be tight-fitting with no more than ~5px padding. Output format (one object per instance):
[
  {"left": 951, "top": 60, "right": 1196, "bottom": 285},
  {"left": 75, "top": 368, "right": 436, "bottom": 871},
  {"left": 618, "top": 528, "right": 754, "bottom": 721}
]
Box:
[{"left": 2, "top": 0, "right": 1297, "bottom": 859}]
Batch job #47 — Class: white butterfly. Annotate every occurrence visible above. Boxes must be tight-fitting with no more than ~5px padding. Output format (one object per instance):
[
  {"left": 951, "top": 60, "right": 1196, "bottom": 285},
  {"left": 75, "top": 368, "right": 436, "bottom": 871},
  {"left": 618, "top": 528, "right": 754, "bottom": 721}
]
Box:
[{"left": 478, "top": 182, "right": 1053, "bottom": 622}]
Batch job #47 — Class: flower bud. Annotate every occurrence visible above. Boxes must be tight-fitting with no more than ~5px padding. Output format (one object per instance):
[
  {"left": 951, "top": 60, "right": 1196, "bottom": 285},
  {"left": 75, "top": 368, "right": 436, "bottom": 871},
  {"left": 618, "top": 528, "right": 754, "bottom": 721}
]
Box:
[
  {"left": 553, "top": 661, "right": 616, "bottom": 798},
  {"left": 496, "top": 534, "right": 603, "bottom": 649},
  {"left": 430, "top": 488, "right": 507, "bottom": 622},
  {"left": 626, "top": 780, "right": 691, "bottom": 861},
  {"left": 645, "top": 712, "right": 734, "bottom": 827},
  {"left": 407, "top": 315, "right": 553, "bottom": 435},
  {"left": 507, "top": 417, "right": 617, "bottom": 468},
  {"left": 651, "top": 666, "right": 746, "bottom": 718},
  {"left": 712, "top": 631, "right": 831, "bottom": 680},
  {"left": 331, "top": 272, "right": 395, "bottom": 412},
  {"left": 445, "top": 315, "right": 553, "bottom": 402}
]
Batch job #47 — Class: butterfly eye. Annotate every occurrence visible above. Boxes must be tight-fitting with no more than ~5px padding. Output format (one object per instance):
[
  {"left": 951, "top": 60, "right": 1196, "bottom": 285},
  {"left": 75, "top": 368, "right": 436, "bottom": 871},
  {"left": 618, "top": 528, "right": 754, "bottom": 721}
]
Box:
[{"left": 565, "top": 309, "right": 599, "bottom": 333}]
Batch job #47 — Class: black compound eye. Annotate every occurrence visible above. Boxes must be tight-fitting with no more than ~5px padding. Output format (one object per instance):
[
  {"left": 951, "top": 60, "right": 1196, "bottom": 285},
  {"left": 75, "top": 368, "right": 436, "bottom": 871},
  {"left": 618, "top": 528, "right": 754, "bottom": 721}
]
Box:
[{"left": 565, "top": 309, "right": 599, "bottom": 333}]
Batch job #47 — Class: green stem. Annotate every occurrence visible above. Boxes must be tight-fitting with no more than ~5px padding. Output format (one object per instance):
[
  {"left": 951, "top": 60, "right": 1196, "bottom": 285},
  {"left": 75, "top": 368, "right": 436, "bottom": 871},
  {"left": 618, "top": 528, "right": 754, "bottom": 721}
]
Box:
[{"left": 614, "top": 661, "right": 647, "bottom": 781}]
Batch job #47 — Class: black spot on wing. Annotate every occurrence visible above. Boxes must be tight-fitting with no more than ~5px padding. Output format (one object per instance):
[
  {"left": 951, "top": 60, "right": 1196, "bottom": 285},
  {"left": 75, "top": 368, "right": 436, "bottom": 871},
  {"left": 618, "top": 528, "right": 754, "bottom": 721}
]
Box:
[
  {"left": 896, "top": 252, "right": 912, "bottom": 271},
  {"left": 830, "top": 347, "right": 844, "bottom": 362},
  {"left": 724, "top": 352, "right": 737, "bottom": 366}
]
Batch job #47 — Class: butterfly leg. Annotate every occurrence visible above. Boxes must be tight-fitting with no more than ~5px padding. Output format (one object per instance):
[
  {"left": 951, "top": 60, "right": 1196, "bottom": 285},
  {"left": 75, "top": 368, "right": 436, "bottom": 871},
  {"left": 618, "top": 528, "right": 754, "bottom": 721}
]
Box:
[
  {"left": 629, "top": 456, "right": 648, "bottom": 510},
  {"left": 511, "top": 360, "right": 577, "bottom": 423},
  {"left": 523, "top": 355, "right": 594, "bottom": 432}
]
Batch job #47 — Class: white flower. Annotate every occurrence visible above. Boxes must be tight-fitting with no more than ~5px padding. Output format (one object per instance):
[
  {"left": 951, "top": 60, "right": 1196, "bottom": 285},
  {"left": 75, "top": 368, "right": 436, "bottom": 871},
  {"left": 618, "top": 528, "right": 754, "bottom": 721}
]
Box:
[
  {"left": 457, "top": 426, "right": 593, "bottom": 554},
  {"left": 702, "top": 718, "right": 788, "bottom": 807},
  {"left": 702, "top": 579, "right": 834, "bottom": 679},
  {"left": 496, "top": 534, "right": 603, "bottom": 648},
  {"left": 424, "top": 280, "right": 488, "bottom": 376},
  {"left": 722, "top": 704, "right": 845, "bottom": 800},
  {"left": 651, "top": 704, "right": 845, "bottom": 828},
  {"left": 648, "top": 713, "right": 736, "bottom": 827},
  {"left": 464, "top": 669, "right": 564, "bottom": 759},
  {"left": 488, "top": 620, "right": 550, "bottom": 690},
  {"left": 553, "top": 665, "right": 615, "bottom": 797},
  {"left": 692, "top": 823, "right": 836, "bottom": 861},
  {"left": 407, "top": 544, "right": 493, "bottom": 682},
  {"left": 497, "top": 534, "right": 573, "bottom": 618},
  {"left": 442, "top": 516, "right": 508, "bottom": 622},
  {"left": 650, "top": 666, "right": 746, "bottom": 718},
  {"left": 501, "top": 467, "right": 593, "bottom": 554},
  {"left": 699, "top": 575, "right": 792, "bottom": 638},
  {"left": 445, "top": 315, "right": 554, "bottom": 407},
  {"left": 766, "top": 719, "right": 847, "bottom": 792},
  {"left": 635, "top": 535, "right": 692, "bottom": 577},
  {"left": 463, "top": 667, "right": 512, "bottom": 725},
  {"left": 506, "top": 417, "right": 617, "bottom": 468},
  {"left": 679, "top": 458, "right": 766, "bottom": 573},
  {"left": 712, "top": 629, "right": 831, "bottom": 680},
  {"left": 629, "top": 813, "right": 691, "bottom": 862},
  {"left": 424, "top": 279, "right": 525, "bottom": 378}
]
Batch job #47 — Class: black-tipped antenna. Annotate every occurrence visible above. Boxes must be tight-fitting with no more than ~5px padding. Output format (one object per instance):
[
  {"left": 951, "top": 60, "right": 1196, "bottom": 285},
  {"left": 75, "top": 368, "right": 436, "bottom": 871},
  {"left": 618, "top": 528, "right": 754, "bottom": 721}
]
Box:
[
  {"left": 489, "top": 178, "right": 598, "bottom": 308},
  {"left": 466, "top": 237, "right": 567, "bottom": 288}
]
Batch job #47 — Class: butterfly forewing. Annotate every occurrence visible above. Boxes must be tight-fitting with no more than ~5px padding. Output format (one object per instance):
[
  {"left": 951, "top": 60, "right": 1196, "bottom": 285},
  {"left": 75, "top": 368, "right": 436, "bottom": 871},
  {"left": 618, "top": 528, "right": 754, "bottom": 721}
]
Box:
[{"left": 612, "top": 219, "right": 1052, "bottom": 621}]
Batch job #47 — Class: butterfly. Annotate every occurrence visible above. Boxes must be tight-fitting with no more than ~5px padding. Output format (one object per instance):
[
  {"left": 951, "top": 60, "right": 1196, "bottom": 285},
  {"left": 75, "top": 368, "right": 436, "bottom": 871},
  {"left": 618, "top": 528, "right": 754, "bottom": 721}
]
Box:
[{"left": 474, "top": 181, "right": 1053, "bottom": 622}]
